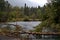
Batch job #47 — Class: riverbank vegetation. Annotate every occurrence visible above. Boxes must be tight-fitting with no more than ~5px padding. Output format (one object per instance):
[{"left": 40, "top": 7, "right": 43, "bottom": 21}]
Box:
[
  {"left": 0, "top": 0, "right": 44, "bottom": 22},
  {"left": 34, "top": 0, "right": 60, "bottom": 32}
]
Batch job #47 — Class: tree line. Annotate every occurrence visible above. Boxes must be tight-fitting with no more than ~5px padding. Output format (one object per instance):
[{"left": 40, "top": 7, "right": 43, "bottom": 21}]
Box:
[{"left": 0, "top": 0, "right": 44, "bottom": 22}]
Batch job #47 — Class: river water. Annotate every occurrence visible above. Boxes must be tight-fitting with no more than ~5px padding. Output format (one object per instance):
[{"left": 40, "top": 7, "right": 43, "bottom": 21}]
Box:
[
  {"left": 7, "top": 21, "right": 41, "bottom": 30},
  {"left": 0, "top": 21, "right": 60, "bottom": 40},
  {"left": 8, "top": 21, "right": 60, "bottom": 40}
]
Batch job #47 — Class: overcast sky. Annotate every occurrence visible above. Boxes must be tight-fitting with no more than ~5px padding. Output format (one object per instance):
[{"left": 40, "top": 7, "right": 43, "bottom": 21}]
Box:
[{"left": 5, "top": 0, "right": 48, "bottom": 7}]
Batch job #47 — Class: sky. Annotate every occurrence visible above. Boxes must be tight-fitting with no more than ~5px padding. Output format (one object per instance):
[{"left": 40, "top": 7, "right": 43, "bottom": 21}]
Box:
[{"left": 5, "top": 0, "right": 48, "bottom": 7}]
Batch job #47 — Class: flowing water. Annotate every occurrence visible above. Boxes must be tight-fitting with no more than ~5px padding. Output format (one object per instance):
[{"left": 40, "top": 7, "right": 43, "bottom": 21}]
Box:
[
  {"left": 0, "top": 21, "right": 60, "bottom": 40},
  {"left": 7, "top": 21, "right": 41, "bottom": 30}
]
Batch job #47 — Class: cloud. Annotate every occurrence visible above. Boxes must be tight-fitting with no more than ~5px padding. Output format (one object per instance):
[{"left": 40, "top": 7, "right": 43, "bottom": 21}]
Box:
[{"left": 5, "top": 0, "right": 47, "bottom": 7}]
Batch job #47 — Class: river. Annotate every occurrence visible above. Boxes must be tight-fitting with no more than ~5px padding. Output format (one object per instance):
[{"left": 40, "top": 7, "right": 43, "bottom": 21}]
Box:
[
  {"left": 0, "top": 21, "right": 60, "bottom": 40},
  {"left": 7, "top": 21, "right": 41, "bottom": 30}
]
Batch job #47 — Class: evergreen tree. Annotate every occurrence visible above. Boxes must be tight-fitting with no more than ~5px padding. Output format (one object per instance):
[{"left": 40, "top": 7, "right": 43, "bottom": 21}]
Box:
[
  {"left": 34, "top": 0, "right": 60, "bottom": 32},
  {"left": 0, "top": 0, "right": 11, "bottom": 22}
]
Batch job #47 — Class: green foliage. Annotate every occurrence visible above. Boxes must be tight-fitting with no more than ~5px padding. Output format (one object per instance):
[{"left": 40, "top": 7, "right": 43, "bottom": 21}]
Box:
[
  {"left": 0, "top": 0, "right": 11, "bottom": 22},
  {"left": 0, "top": 0, "right": 44, "bottom": 22},
  {"left": 0, "top": 12, "right": 8, "bottom": 22},
  {"left": 34, "top": 0, "right": 60, "bottom": 32}
]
